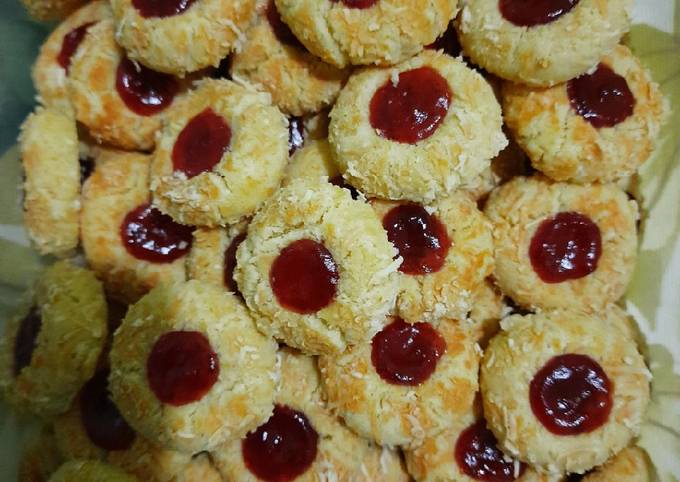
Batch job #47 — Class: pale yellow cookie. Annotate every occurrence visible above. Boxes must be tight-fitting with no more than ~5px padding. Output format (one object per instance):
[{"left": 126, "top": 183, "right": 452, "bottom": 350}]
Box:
[{"left": 579, "top": 446, "right": 652, "bottom": 481}]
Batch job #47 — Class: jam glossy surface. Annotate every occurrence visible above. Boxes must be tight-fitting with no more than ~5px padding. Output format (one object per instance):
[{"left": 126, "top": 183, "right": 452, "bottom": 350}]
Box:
[
  {"left": 266, "top": 0, "right": 304, "bottom": 49},
  {"left": 147, "top": 331, "right": 219, "bottom": 406},
  {"left": 242, "top": 404, "right": 318, "bottom": 482},
  {"left": 13, "top": 307, "right": 42, "bottom": 376},
  {"left": 568, "top": 63, "right": 636, "bottom": 128},
  {"left": 120, "top": 203, "right": 193, "bottom": 264},
  {"left": 529, "top": 212, "right": 601, "bottom": 284},
  {"left": 371, "top": 318, "right": 446, "bottom": 386},
  {"left": 224, "top": 232, "right": 246, "bottom": 295},
  {"left": 383, "top": 203, "right": 451, "bottom": 275},
  {"left": 116, "top": 57, "right": 179, "bottom": 116},
  {"left": 455, "top": 420, "right": 525, "bottom": 481},
  {"left": 331, "top": 0, "right": 378, "bottom": 8},
  {"left": 132, "top": 0, "right": 197, "bottom": 18},
  {"left": 172, "top": 108, "right": 232, "bottom": 179},
  {"left": 57, "top": 22, "right": 95, "bottom": 71},
  {"left": 288, "top": 116, "right": 305, "bottom": 156},
  {"left": 80, "top": 370, "right": 136, "bottom": 451},
  {"left": 269, "top": 239, "right": 339, "bottom": 314},
  {"left": 499, "top": 0, "right": 580, "bottom": 27},
  {"left": 369, "top": 67, "right": 451, "bottom": 144},
  {"left": 426, "top": 22, "right": 461, "bottom": 58},
  {"left": 529, "top": 354, "right": 612, "bottom": 435}
]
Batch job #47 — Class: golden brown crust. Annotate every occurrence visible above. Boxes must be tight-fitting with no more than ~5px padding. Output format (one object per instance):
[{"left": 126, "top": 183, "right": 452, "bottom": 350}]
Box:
[
  {"left": 48, "top": 460, "right": 139, "bottom": 482},
  {"left": 20, "top": 0, "right": 87, "bottom": 21}
]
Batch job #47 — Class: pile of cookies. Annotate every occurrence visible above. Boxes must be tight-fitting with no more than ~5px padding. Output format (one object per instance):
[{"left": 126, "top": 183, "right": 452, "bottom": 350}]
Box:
[{"left": 2, "top": 0, "right": 667, "bottom": 480}]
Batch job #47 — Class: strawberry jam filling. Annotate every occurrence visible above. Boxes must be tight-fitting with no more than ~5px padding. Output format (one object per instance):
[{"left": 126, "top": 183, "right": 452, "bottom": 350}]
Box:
[
  {"left": 371, "top": 318, "right": 446, "bottom": 386},
  {"left": 499, "top": 0, "right": 580, "bottom": 27},
  {"left": 331, "top": 0, "right": 378, "bottom": 8},
  {"left": 57, "top": 22, "right": 96, "bottom": 71},
  {"left": 13, "top": 307, "right": 42, "bottom": 376},
  {"left": 172, "top": 108, "right": 232, "bottom": 179},
  {"left": 116, "top": 57, "right": 178, "bottom": 116},
  {"left": 132, "top": 0, "right": 197, "bottom": 18}
]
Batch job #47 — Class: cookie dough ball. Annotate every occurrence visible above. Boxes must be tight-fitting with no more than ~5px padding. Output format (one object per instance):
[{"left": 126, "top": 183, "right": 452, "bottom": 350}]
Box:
[
  {"left": 276, "top": 0, "right": 458, "bottom": 68},
  {"left": 81, "top": 149, "right": 190, "bottom": 304},
  {"left": 0, "top": 261, "right": 107, "bottom": 417},
  {"left": 109, "top": 280, "right": 278, "bottom": 453},
  {"left": 235, "top": 180, "right": 399, "bottom": 355},
  {"left": 371, "top": 192, "right": 494, "bottom": 323},
  {"left": 32, "top": 1, "right": 112, "bottom": 113},
  {"left": 319, "top": 317, "right": 479, "bottom": 448},
  {"left": 19, "top": 108, "right": 80, "bottom": 257},
  {"left": 20, "top": 0, "right": 86, "bottom": 21},
  {"left": 68, "top": 20, "right": 182, "bottom": 150},
  {"left": 456, "top": 0, "right": 632, "bottom": 86},
  {"left": 480, "top": 311, "right": 651, "bottom": 474},
  {"left": 503, "top": 46, "right": 666, "bottom": 183},
  {"left": 111, "top": 0, "right": 256, "bottom": 75},
  {"left": 213, "top": 348, "right": 409, "bottom": 481},
  {"left": 484, "top": 177, "right": 638, "bottom": 312},
  {"left": 48, "top": 460, "right": 138, "bottom": 482},
  {"left": 578, "top": 447, "right": 651, "bottom": 481},
  {"left": 151, "top": 79, "right": 288, "bottom": 227},
  {"left": 18, "top": 428, "right": 64, "bottom": 482},
  {"left": 329, "top": 50, "right": 506, "bottom": 203},
  {"left": 231, "top": 1, "right": 349, "bottom": 116}
]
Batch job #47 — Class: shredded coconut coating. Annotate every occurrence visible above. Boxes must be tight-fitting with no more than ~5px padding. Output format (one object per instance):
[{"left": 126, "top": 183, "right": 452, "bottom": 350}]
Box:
[
  {"left": 20, "top": 0, "right": 87, "bottom": 21},
  {"left": 580, "top": 446, "right": 652, "bottom": 481}
]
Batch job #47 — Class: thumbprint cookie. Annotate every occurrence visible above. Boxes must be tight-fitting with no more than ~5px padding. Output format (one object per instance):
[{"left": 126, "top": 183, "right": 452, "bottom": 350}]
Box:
[
  {"left": 456, "top": 0, "right": 632, "bottom": 86},
  {"left": 81, "top": 149, "right": 190, "bottom": 304},
  {"left": 20, "top": 0, "right": 87, "bottom": 21},
  {"left": 32, "top": 1, "right": 112, "bottom": 113},
  {"left": 480, "top": 311, "right": 650, "bottom": 474},
  {"left": 0, "top": 261, "right": 107, "bottom": 417},
  {"left": 329, "top": 50, "right": 506, "bottom": 203},
  {"left": 68, "top": 20, "right": 182, "bottom": 150},
  {"left": 234, "top": 179, "right": 399, "bottom": 355},
  {"left": 19, "top": 108, "right": 80, "bottom": 257},
  {"left": 213, "top": 348, "right": 409, "bottom": 482},
  {"left": 503, "top": 46, "right": 666, "bottom": 184},
  {"left": 574, "top": 446, "right": 651, "bottom": 481},
  {"left": 109, "top": 281, "right": 278, "bottom": 453},
  {"left": 318, "top": 317, "right": 479, "bottom": 448},
  {"left": 150, "top": 79, "right": 288, "bottom": 227},
  {"left": 48, "top": 460, "right": 138, "bottom": 482},
  {"left": 484, "top": 177, "right": 637, "bottom": 312},
  {"left": 275, "top": 0, "right": 458, "bottom": 68},
  {"left": 110, "top": 0, "right": 257, "bottom": 76},
  {"left": 468, "top": 280, "right": 506, "bottom": 344},
  {"left": 371, "top": 192, "right": 494, "bottom": 323},
  {"left": 231, "top": 1, "right": 350, "bottom": 116},
  {"left": 18, "top": 428, "right": 64, "bottom": 482}
]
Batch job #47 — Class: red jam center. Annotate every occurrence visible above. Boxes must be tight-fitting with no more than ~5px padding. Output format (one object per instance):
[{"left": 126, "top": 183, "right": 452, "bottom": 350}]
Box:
[
  {"left": 529, "top": 211, "right": 601, "bottom": 284},
  {"left": 13, "top": 307, "right": 42, "bottom": 376},
  {"left": 116, "top": 57, "right": 179, "bottom": 116},
  {"left": 426, "top": 22, "right": 461, "bottom": 58},
  {"left": 383, "top": 203, "right": 451, "bottom": 275},
  {"left": 369, "top": 67, "right": 451, "bottom": 144},
  {"left": 567, "top": 63, "right": 636, "bottom": 128},
  {"left": 172, "top": 108, "right": 232, "bottom": 179},
  {"left": 530, "top": 354, "right": 612, "bottom": 435},
  {"left": 242, "top": 404, "right": 319, "bottom": 482},
  {"left": 266, "top": 1, "right": 304, "bottom": 49},
  {"left": 224, "top": 232, "right": 247, "bottom": 295},
  {"left": 79, "top": 370, "right": 136, "bottom": 451},
  {"left": 57, "top": 22, "right": 95, "bottom": 71},
  {"left": 120, "top": 203, "right": 193, "bottom": 264},
  {"left": 132, "top": 0, "right": 197, "bottom": 18},
  {"left": 455, "top": 421, "right": 525, "bottom": 481},
  {"left": 147, "top": 331, "right": 219, "bottom": 406},
  {"left": 269, "top": 239, "right": 339, "bottom": 314},
  {"left": 371, "top": 318, "right": 446, "bottom": 386},
  {"left": 331, "top": 0, "right": 378, "bottom": 8},
  {"left": 499, "top": 0, "right": 580, "bottom": 27},
  {"left": 329, "top": 175, "right": 359, "bottom": 199},
  {"left": 288, "top": 116, "right": 305, "bottom": 156}
]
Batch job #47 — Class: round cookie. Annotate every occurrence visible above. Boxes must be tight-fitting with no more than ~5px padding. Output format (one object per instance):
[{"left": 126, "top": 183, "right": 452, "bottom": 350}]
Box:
[
  {"left": 48, "top": 460, "right": 138, "bottom": 482},
  {"left": 110, "top": 0, "right": 257, "bottom": 75},
  {"left": 19, "top": 108, "right": 80, "bottom": 257},
  {"left": 503, "top": 45, "right": 666, "bottom": 183},
  {"left": 371, "top": 191, "right": 494, "bottom": 323},
  {"left": 109, "top": 280, "right": 278, "bottom": 453},
  {"left": 150, "top": 79, "right": 288, "bottom": 227},
  {"left": 577, "top": 447, "right": 652, "bottom": 481},
  {"left": 32, "top": 1, "right": 112, "bottom": 113},
  {"left": 0, "top": 261, "right": 107, "bottom": 417},
  {"left": 456, "top": 0, "right": 632, "bottom": 86},
  {"left": 234, "top": 179, "right": 399, "bottom": 355},
  {"left": 68, "top": 20, "right": 182, "bottom": 150},
  {"left": 480, "top": 311, "right": 651, "bottom": 474},
  {"left": 212, "top": 348, "right": 409, "bottom": 482},
  {"left": 275, "top": 0, "right": 458, "bottom": 68},
  {"left": 18, "top": 428, "right": 64, "bottom": 482},
  {"left": 329, "top": 50, "right": 506, "bottom": 203},
  {"left": 230, "top": 0, "right": 350, "bottom": 116},
  {"left": 319, "top": 317, "right": 479, "bottom": 448},
  {"left": 81, "top": 149, "right": 190, "bottom": 304},
  {"left": 484, "top": 177, "right": 638, "bottom": 312},
  {"left": 20, "top": 0, "right": 87, "bottom": 21},
  {"left": 467, "top": 280, "right": 506, "bottom": 344}
]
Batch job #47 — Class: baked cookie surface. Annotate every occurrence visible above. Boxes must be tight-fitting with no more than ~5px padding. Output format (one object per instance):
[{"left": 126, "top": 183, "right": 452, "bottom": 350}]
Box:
[
  {"left": 578, "top": 446, "right": 651, "bottom": 481},
  {"left": 20, "top": 0, "right": 87, "bottom": 21},
  {"left": 48, "top": 460, "right": 138, "bottom": 482}
]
